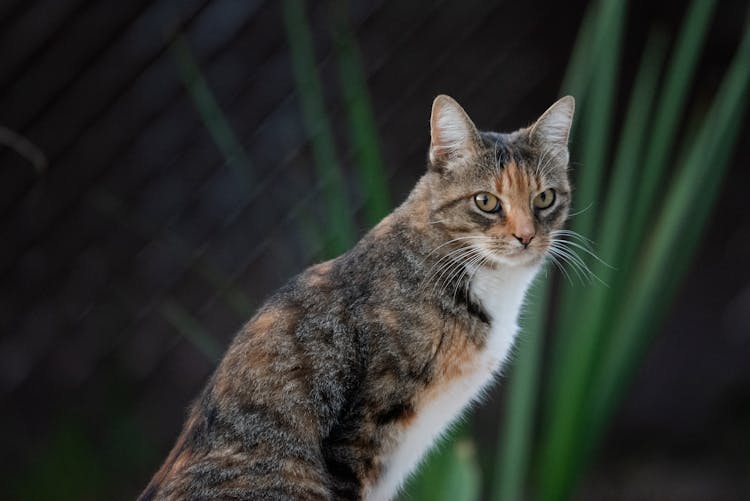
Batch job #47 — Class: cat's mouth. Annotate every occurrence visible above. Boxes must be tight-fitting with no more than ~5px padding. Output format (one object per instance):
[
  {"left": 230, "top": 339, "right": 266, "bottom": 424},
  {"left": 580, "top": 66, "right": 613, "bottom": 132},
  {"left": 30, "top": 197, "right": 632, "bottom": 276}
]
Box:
[
  {"left": 506, "top": 249, "right": 543, "bottom": 265},
  {"left": 484, "top": 243, "right": 546, "bottom": 267}
]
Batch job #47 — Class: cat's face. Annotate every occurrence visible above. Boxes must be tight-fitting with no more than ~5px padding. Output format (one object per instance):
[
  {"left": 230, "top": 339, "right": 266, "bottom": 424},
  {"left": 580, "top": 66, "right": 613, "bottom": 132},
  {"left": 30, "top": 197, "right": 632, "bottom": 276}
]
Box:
[{"left": 425, "top": 95, "right": 574, "bottom": 268}]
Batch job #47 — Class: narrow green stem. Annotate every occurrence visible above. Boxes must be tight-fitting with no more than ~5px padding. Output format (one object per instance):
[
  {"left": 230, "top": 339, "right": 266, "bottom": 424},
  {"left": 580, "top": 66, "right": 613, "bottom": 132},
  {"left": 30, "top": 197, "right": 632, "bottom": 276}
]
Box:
[
  {"left": 283, "top": 0, "right": 357, "bottom": 256},
  {"left": 171, "top": 35, "right": 254, "bottom": 190},
  {"left": 329, "top": 0, "right": 391, "bottom": 225}
]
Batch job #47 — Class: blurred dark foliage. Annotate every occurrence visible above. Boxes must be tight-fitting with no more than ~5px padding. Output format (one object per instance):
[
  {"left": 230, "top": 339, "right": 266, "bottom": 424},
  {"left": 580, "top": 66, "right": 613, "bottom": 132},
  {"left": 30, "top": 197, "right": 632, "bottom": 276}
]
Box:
[{"left": 0, "top": 0, "right": 748, "bottom": 499}]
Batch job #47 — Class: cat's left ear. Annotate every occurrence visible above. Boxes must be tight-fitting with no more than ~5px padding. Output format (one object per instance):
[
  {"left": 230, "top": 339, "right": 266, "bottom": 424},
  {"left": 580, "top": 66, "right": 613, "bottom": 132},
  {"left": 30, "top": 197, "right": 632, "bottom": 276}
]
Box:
[
  {"left": 429, "top": 95, "right": 481, "bottom": 169},
  {"left": 529, "top": 95, "right": 575, "bottom": 156}
]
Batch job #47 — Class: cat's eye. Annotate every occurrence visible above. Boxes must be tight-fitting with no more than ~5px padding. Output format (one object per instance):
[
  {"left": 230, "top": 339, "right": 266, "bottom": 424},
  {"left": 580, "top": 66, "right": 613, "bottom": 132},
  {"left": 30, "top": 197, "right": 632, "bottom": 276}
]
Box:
[
  {"left": 533, "top": 189, "right": 556, "bottom": 210},
  {"left": 474, "top": 192, "right": 501, "bottom": 213}
]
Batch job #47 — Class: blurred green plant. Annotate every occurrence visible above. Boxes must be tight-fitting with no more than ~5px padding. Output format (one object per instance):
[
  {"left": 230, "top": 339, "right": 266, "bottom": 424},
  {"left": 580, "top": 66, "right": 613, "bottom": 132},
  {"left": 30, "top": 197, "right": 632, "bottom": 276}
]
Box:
[
  {"left": 496, "top": 0, "right": 750, "bottom": 500},
  {"left": 125, "top": 0, "right": 750, "bottom": 499},
  {"left": 88, "top": 187, "right": 254, "bottom": 357},
  {"left": 283, "top": 0, "right": 357, "bottom": 256},
  {"left": 283, "top": 2, "right": 484, "bottom": 498},
  {"left": 280, "top": 0, "right": 750, "bottom": 499},
  {"left": 328, "top": 0, "right": 391, "bottom": 224},
  {"left": 171, "top": 35, "right": 254, "bottom": 190},
  {"left": 404, "top": 432, "right": 482, "bottom": 501}
]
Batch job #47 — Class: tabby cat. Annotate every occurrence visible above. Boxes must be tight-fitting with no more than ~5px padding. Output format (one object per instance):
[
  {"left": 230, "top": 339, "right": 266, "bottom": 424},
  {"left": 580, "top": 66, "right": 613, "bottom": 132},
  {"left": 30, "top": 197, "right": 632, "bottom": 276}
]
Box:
[{"left": 139, "top": 94, "right": 574, "bottom": 500}]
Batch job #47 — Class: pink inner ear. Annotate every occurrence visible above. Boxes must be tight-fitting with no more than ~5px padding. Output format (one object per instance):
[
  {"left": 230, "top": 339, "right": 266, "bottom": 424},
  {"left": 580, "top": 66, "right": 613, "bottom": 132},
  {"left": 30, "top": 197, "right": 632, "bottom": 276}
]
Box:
[
  {"left": 531, "top": 96, "right": 575, "bottom": 148},
  {"left": 430, "top": 102, "right": 476, "bottom": 163}
]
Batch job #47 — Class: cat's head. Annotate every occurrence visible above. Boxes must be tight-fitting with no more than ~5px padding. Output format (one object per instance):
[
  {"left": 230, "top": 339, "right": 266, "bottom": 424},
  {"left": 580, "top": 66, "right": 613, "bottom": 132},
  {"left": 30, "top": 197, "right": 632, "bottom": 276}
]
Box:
[{"left": 423, "top": 94, "right": 574, "bottom": 267}]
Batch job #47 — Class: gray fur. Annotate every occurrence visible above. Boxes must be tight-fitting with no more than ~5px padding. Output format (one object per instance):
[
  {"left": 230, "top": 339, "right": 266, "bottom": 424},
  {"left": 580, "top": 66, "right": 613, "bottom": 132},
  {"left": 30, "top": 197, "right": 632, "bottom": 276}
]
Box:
[{"left": 139, "top": 95, "right": 574, "bottom": 500}]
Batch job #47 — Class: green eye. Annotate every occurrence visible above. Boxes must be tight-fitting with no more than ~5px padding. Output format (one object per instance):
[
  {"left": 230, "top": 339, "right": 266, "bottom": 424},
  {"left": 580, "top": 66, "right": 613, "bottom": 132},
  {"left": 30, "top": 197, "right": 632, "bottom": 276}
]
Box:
[
  {"left": 474, "top": 192, "right": 501, "bottom": 213},
  {"left": 533, "top": 189, "right": 556, "bottom": 209}
]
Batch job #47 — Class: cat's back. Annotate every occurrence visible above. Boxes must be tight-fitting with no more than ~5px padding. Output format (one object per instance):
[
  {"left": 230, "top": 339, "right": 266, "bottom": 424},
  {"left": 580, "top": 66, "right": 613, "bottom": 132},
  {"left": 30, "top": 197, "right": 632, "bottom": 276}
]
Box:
[
  {"left": 139, "top": 257, "right": 357, "bottom": 500},
  {"left": 139, "top": 220, "right": 423, "bottom": 500}
]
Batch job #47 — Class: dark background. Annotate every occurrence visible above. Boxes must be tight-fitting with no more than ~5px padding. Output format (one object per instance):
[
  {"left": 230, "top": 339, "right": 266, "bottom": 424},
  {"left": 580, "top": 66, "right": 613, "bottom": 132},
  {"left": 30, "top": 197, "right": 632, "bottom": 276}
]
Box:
[{"left": 0, "top": 0, "right": 748, "bottom": 499}]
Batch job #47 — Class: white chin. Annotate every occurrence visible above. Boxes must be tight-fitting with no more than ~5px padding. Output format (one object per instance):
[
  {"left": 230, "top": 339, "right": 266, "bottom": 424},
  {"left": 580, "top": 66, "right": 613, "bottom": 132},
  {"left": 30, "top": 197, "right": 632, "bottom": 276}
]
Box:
[{"left": 491, "top": 250, "right": 541, "bottom": 267}]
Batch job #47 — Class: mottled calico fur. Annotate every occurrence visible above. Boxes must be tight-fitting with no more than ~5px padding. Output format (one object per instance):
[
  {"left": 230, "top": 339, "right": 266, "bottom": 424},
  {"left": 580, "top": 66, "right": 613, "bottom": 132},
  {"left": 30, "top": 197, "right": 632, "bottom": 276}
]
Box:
[{"left": 140, "top": 94, "right": 574, "bottom": 500}]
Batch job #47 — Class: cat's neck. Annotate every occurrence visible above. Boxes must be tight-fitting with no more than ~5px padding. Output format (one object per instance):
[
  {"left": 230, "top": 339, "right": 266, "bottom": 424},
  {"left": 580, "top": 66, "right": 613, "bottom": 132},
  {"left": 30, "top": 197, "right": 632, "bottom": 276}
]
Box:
[{"left": 470, "top": 264, "right": 538, "bottom": 320}]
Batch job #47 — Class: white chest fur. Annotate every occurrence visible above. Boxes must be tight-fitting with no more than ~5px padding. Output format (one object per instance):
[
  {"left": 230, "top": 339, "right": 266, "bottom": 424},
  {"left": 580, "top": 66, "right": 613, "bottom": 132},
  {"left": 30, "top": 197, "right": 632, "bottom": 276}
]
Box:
[{"left": 365, "top": 264, "right": 539, "bottom": 501}]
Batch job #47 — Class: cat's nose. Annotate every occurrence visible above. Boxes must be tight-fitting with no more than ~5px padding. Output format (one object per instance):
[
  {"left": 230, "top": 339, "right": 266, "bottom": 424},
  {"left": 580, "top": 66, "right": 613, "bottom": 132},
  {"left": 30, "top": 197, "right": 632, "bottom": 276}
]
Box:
[{"left": 513, "top": 232, "right": 535, "bottom": 247}]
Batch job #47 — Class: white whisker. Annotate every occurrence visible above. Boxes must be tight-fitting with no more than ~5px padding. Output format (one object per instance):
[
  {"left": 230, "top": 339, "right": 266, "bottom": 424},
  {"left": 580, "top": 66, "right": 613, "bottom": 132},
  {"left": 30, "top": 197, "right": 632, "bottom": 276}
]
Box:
[
  {"left": 437, "top": 247, "right": 485, "bottom": 297},
  {"left": 452, "top": 251, "right": 488, "bottom": 304},
  {"left": 547, "top": 245, "right": 587, "bottom": 284},
  {"left": 548, "top": 240, "right": 608, "bottom": 287},
  {"left": 550, "top": 229, "right": 595, "bottom": 244},
  {"left": 545, "top": 252, "right": 574, "bottom": 285},
  {"left": 441, "top": 247, "right": 485, "bottom": 293},
  {"left": 422, "top": 246, "right": 483, "bottom": 291},
  {"left": 567, "top": 202, "right": 593, "bottom": 219},
  {"left": 422, "top": 244, "right": 484, "bottom": 293},
  {"left": 553, "top": 238, "right": 613, "bottom": 269},
  {"left": 423, "top": 236, "right": 489, "bottom": 261},
  {"left": 550, "top": 230, "right": 613, "bottom": 270},
  {"left": 463, "top": 252, "right": 491, "bottom": 304}
]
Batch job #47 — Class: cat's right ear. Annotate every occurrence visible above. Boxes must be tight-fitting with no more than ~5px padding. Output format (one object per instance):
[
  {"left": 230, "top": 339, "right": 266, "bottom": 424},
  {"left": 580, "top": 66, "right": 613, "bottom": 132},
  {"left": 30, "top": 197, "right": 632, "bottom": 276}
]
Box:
[
  {"left": 429, "top": 95, "right": 481, "bottom": 170},
  {"left": 529, "top": 96, "right": 575, "bottom": 152}
]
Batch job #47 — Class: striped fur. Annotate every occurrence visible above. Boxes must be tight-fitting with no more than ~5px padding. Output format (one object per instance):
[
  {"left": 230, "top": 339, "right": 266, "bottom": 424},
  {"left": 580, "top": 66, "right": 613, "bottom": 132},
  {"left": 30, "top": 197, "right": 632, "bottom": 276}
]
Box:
[{"left": 139, "top": 95, "right": 574, "bottom": 500}]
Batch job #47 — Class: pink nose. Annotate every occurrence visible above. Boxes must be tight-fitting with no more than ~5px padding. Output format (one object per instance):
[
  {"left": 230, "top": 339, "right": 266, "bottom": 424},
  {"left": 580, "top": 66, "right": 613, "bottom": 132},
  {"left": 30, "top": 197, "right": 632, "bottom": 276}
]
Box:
[{"left": 513, "top": 231, "right": 535, "bottom": 247}]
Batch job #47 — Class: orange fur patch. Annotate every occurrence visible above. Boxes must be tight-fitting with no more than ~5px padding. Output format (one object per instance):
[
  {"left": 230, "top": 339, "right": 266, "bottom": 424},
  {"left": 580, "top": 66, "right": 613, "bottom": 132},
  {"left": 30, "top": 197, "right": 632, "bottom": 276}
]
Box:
[
  {"left": 307, "top": 260, "right": 333, "bottom": 287},
  {"left": 493, "top": 161, "right": 538, "bottom": 240},
  {"left": 214, "top": 306, "right": 297, "bottom": 397},
  {"left": 145, "top": 411, "right": 200, "bottom": 492},
  {"left": 412, "top": 320, "right": 482, "bottom": 415},
  {"left": 370, "top": 214, "right": 394, "bottom": 238}
]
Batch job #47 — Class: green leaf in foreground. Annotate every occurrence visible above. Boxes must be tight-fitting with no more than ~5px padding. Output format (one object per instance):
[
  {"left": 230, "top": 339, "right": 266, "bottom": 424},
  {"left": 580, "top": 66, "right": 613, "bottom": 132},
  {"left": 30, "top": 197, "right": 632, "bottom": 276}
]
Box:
[
  {"left": 618, "top": 0, "right": 718, "bottom": 280},
  {"left": 402, "top": 433, "right": 481, "bottom": 501},
  {"left": 492, "top": 278, "right": 550, "bottom": 501},
  {"left": 534, "top": 31, "right": 668, "bottom": 499},
  {"left": 536, "top": 1, "right": 626, "bottom": 498},
  {"left": 589, "top": 16, "right": 750, "bottom": 456}
]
